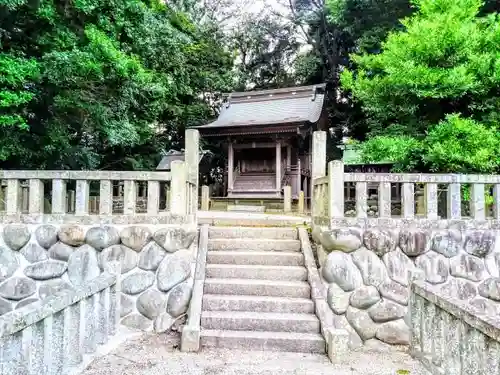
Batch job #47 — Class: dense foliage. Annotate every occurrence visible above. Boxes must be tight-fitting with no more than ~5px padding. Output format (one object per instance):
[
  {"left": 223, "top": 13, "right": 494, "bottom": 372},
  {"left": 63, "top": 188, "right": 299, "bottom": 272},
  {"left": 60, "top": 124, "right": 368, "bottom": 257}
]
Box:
[
  {"left": 0, "top": 0, "right": 232, "bottom": 170},
  {"left": 341, "top": 0, "right": 500, "bottom": 172},
  {"left": 2, "top": 0, "right": 499, "bottom": 174}
]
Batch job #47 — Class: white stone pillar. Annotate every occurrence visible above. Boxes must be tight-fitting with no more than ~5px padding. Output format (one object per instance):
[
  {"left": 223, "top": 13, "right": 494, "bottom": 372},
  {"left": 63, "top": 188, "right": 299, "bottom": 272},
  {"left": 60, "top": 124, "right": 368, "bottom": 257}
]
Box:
[
  {"left": 276, "top": 141, "right": 281, "bottom": 190},
  {"left": 284, "top": 186, "right": 292, "bottom": 212},
  {"left": 311, "top": 131, "right": 327, "bottom": 219},
  {"left": 170, "top": 160, "right": 187, "bottom": 215},
  {"left": 201, "top": 185, "right": 210, "bottom": 211},
  {"left": 185, "top": 129, "right": 199, "bottom": 214},
  {"left": 228, "top": 143, "right": 234, "bottom": 191}
]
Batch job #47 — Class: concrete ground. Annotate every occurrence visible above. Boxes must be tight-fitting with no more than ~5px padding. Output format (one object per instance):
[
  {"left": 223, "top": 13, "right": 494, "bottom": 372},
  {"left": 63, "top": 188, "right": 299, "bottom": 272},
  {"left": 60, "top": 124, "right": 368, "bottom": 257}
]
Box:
[{"left": 81, "top": 333, "right": 428, "bottom": 375}]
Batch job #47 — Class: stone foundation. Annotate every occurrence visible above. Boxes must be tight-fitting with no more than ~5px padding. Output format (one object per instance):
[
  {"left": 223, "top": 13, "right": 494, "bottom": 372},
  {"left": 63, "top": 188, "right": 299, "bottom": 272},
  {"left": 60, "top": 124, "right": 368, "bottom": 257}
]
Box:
[
  {"left": 0, "top": 223, "right": 197, "bottom": 333},
  {"left": 314, "top": 226, "right": 500, "bottom": 349}
]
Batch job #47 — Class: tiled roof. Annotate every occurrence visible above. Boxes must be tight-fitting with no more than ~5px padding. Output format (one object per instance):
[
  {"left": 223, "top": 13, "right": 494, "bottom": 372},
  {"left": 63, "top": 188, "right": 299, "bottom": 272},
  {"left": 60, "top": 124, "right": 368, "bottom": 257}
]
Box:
[{"left": 196, "top": 84, "right": 326, "bottom": 129}]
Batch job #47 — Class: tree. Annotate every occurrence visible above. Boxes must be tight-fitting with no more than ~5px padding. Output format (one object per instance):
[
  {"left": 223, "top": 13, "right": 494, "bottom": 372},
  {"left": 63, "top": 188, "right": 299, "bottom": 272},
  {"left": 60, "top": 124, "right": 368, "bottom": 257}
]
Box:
[
  {"left": 0, "top": 0, "right": 233, "bottom": 170},
  {"left": 341, "top": 0, "right": 500, "bottom": 172}
]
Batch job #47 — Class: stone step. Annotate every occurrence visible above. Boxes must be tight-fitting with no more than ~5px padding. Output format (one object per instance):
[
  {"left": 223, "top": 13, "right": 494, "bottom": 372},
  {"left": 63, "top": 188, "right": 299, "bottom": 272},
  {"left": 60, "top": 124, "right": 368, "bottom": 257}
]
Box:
[
  {"left": 207, "top": 251, "right": 304, "bottom": 266},
  {"left": 206, "top": 264, "right": 307, "bottom": 281},
  {"left": 201, "top": 311, "right": 320, "bottom": 333},
  {"left": 209, "top": 227, "right": 298, "bottom": 240},
  {"left": 208, "top": 239, "right": 301, "bottom": 252},
  {"left": 201, "top": 329, "right": 325, "bottom": 353},
  {"left": 204, "top": 278, "right": 310, "bottom": 298},
  {"left": 202, "top": 294, "right": 315, "bottom": 314}
]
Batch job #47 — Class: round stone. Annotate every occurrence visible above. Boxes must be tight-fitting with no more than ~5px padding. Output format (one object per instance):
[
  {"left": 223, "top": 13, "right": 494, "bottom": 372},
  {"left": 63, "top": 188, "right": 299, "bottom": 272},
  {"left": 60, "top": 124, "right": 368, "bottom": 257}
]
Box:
[
  {"left": 322, "top": 251, "right": 363, "bottom": 292},
  {"left": 351, "top": 247, "right": 389, "bottom": 287},
  {"left": 327, "top": 283, "right": 352, "bottom": 315},
  {"left": 153, "top": 228, "right": 196, "bottom": 253},
  {"left": 440, "top": 278, "right": 477, "bottom": 301},
  {"left": 20, "top": 243, "right": 48, "bottom": 263},
  {"left": 0, "top": 277, "right": 36, "bottom": 301},
  {"left": 379, "top": 281, "right": 409, "bottom": 306},
  {"left": 320, "top": 228, "right": 362, "bottom": 253},
  {"left": 157, "top": 253, "right": 191, "bottom": 292},
  {"left": 35, "top": 225, "right": 58, "bottom": 249},
  {"left": 166, "top": 282, "right": 192, "bottom": 317},
  {"left": 121, "top": 313, "right": 153, "bottom": 331},
  {"left": 122, "top": 270, "right": 155, "bottom": 295},
  {"left": 383, "top": 249, "right": 415, "bottom": 287},
  {"left": 68, "top": 245, "right": 100, "bottom": 286},
  {"left": 349, "top": 286, "right": 380, "bottom": 309},
  {"left": 58, "top": 225, "right": 86, "bottom": 246},
  {"left": 120, "top": 294, "right": 135, "bottom": 317},
  {"left": 399, "top": 229, "right": 429, "bottom": 257},
  {"left": 24, "top": 260, "right": 67, "bottom": 280},
  {"left": 0, "top": 298, "right": 13, "bottom": 315},
  {"left": 368, "top": 300, "right": 406, "bottom": 323},
  {"left": 375, "top": 319, "right": 409, "bottom": 345},
  {"left": 431, "top": 230, "right": 462, "bottom": 258},
  {"left": 138, "top": 242, "right": 166, "bottom": 271},
  {"left": 464, "top": 231, "right": 496, "bottom": 258},
  {"left": 478, "top": 278, "right": 500, "bottom": 301},
  {"left": 450, "top": 253, "right": 486, "bottom": 282},
  {"left": 16, "top": 298, "right": 39, "bottom": 309},
  {"left": 486, "top": 251, "right": 500, "bottom": 277},
  {"left": 363, "top": 228, "right": 396, "bottom": 257},
  {"left": 415, "top": 251, "right": 449, "bottom": 284},
  {"left": 345, "top": 306, "right": 378, "bottom": 341},
  {"left": 39, "top": 280, "right": 72, "bottom": 300},
  {"left": 311, "top": 227, "right": 322, "bottom": 244},
  {"left": 0, "top": 247, "right": 19, "bottom": 283},
  {"left": 85, "top": 226, "right": 120, "bottom": 251},
  {"left": 137, "top": 289, "right": 167, "bottom": 320},
  {"left": 469, "top": 297, "right": 500, "bottom": 316},
  {"left": 48, "top": 242, "right": 75, "bottom": 262},
  {"left": 99, "top": 245, "right": 138, "bottom": 274},
  {"left": 154, "top": 313, "right": 175, "bottom": 333},
  {"left": 120, "top": 226, "right": 152, "bottom": 252},
  {"left": 3, "top": 224, "right": 31, "bottom": 251}
]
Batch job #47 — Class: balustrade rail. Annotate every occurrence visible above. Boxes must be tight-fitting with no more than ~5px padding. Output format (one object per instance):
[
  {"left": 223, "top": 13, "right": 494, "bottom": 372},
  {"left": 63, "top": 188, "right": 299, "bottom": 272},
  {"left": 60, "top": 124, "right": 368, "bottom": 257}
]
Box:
[
  {"left": 0, "top": 263, "right": 121, "bottom": 375},
  {"left": 312, "top": 160, "right": 500, "bottom": 224},
  {"left": 0, "top": 161, "right": 195, "bottom": 224},
  {"left": 410, "top": 280, "right": 500, "bottom": 375}
]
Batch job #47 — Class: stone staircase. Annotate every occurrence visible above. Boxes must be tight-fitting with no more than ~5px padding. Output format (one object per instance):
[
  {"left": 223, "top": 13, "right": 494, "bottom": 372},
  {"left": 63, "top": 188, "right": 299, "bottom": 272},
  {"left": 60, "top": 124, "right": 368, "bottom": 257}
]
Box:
[{"left": 200, "top": 226, "right": 325, "bottom": 353}]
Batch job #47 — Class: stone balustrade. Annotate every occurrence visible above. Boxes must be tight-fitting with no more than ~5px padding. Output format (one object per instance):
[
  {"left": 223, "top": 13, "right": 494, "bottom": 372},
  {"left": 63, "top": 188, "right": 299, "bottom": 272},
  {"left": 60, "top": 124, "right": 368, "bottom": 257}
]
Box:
[
  {"left": 311, "top": 159, "right": 500, "bottom": 227},
  {"left": 0, "top": 262, "right": 121, "bottom": 375},
  {"left": 410, "top": 279, "right": 500, "bottom": 375},
  {"left": 0, "top": 160, "right": 197, "bottom": 225}
]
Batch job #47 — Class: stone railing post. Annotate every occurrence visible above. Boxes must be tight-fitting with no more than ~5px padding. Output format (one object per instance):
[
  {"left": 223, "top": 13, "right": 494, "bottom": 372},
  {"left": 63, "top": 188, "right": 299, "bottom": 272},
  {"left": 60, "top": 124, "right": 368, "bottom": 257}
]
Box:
[
  {"left": 201, "top": 185, "right": 209, "bottom": 211},
  {"left": 185, "top": 129, "right": 200, "bottom": 216},
  {"left": 328, "top": 160, "right": 344, "bottom": 220},
  {"left": 75, "top": 180, "right": 89, "bottom": 215},
  {"left": 283, "top": 186, "right": 292, "bottom": 213},
  {"left": 6, "top": 179, "right": 19, "bottom": 214},
  {"left": 311, "top": 131, "right": 326, "bottom": 221},
  {"left": 170, "top": 160, "right": 187, "bottom": 216},
  {"left": 29, "top": 179, "right": 44, "bottom": 214},
  {"left": 298, "top": 191, "right": 305, "bottom": 214}
]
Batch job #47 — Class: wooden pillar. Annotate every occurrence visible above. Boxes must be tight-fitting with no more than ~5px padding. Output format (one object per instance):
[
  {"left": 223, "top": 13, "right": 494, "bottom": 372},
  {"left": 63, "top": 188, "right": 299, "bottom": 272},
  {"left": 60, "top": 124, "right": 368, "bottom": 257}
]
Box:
[
  {"left": 286, "top": 145, "right": 291, "bottom": 169},
  {"left": 276, "top": 140, "right": 281, "bottom": 190},
  {"left": 228, "top": 142, "right": 234, "bottom": 190},
  {"left": 296, "top": 158, "right": 301, "bottom": 197}
]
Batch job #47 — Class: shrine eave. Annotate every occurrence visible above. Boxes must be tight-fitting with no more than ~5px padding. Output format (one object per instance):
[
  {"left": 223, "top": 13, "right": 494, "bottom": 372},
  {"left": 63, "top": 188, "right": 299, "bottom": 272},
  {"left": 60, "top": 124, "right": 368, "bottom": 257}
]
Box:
[{"left": 195, "top": 122, "right": 305, "bottom": 137}]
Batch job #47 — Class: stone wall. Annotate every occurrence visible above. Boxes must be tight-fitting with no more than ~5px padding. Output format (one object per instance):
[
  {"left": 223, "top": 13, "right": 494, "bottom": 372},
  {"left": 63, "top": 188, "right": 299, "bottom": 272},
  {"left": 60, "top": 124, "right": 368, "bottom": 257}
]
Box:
[
  {"left": 314, "top": 226, "right": 500, "bottom": 350},
  {"left": 0, "top": 223, "right": 197, "bottom": 333}
]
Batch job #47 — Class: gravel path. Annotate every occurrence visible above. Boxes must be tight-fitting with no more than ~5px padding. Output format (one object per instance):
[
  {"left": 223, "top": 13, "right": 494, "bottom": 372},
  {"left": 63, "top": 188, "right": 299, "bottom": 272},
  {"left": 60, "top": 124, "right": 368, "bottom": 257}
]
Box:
[{"left": 81, "top": 333, "right": 429, "bottom": 375}]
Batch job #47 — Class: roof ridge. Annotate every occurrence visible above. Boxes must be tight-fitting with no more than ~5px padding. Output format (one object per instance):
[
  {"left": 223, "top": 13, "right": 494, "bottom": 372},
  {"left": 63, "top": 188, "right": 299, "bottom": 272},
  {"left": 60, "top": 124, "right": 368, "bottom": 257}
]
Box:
[{"left": 227, "top": 84, "right": 326, "bottom": 100}]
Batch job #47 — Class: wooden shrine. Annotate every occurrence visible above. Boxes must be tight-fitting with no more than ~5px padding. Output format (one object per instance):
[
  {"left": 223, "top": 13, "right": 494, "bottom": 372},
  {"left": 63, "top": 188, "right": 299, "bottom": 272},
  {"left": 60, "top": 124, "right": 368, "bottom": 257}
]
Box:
[{"left": 195, "top": 84, "right": 327, "bottom": 200}]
